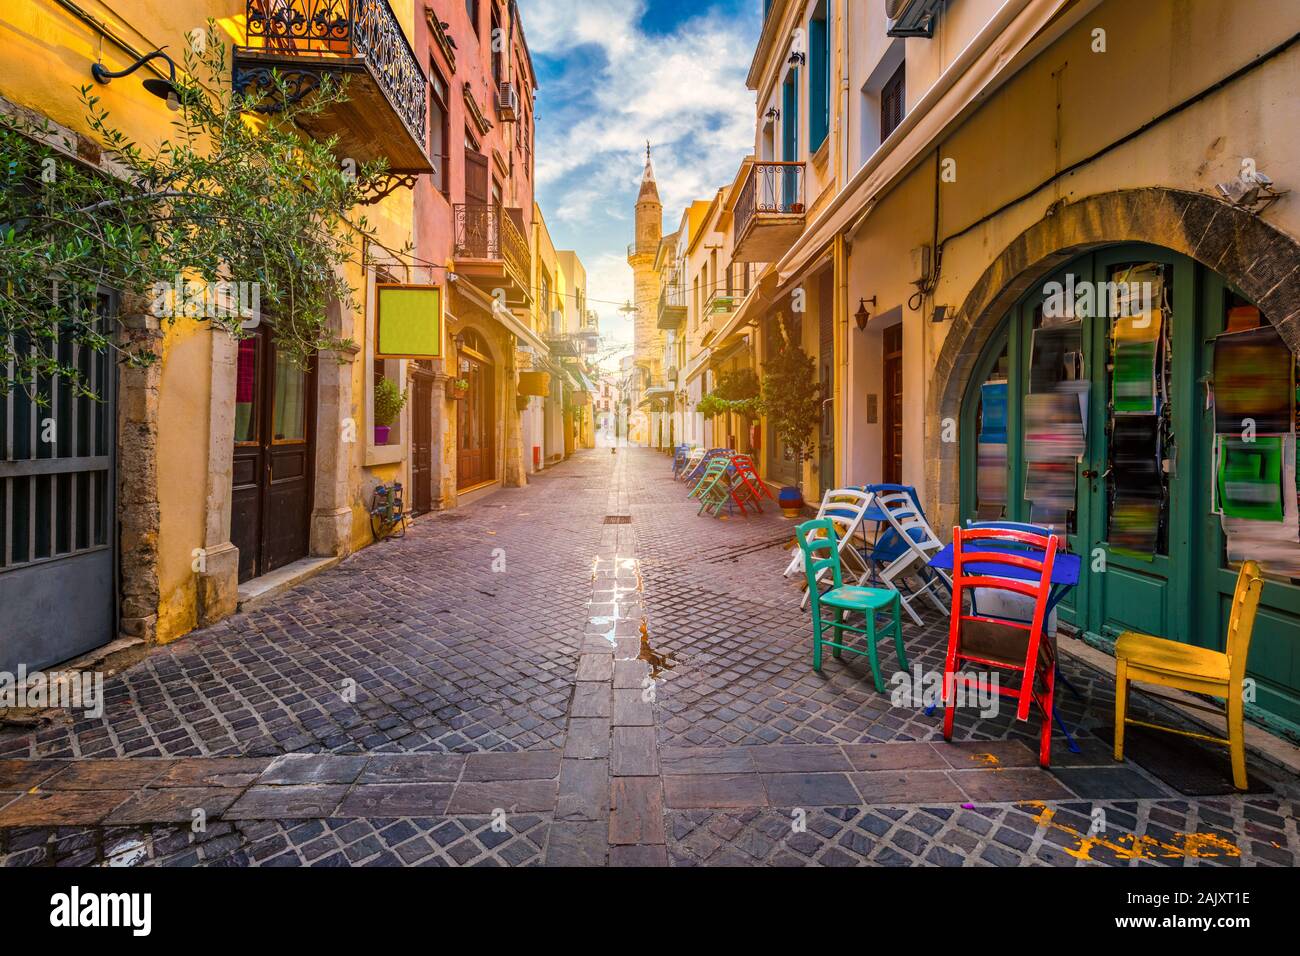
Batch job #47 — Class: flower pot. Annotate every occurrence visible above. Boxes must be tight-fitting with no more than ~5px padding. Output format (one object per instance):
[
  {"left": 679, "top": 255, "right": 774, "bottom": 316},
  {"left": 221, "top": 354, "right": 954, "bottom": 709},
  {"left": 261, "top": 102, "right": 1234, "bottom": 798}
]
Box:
[
  {"left": 374, "top": 425, "right": 391, "bottom": 445},
  {"left": 446, "top": 383, "right": 468, "bottom": 400},
  {"left": 777, "top": 486, "right": 804, "bottom": 519}
]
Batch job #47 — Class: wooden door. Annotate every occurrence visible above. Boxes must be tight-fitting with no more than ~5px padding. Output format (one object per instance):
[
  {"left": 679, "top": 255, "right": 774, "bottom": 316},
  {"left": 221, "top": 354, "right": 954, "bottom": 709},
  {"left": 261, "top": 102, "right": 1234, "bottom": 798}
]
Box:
[
  {"left": 231, "top": 326, "right": 316, "bottom": 582},
  {"left": 882, "top": 323, "right": 903, "bottom": 484},
  {"left": 411, "top": 371, "right": 434, "bottom": 514},
  {"left": 457, "top": 349, "right": 494, "bottom": 489}
]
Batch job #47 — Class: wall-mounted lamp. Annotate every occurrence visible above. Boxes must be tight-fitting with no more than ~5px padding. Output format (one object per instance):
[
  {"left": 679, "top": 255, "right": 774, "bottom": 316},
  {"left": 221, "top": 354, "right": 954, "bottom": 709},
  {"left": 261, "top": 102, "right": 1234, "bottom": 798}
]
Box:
[
  {"left": 91, "top": 49, "right": 181, "bottom": 110},
  {"left": 763, "top": 107, "right": 780, "bottom": 125},
  {"left": 854, "top": 296, "right": 877, "bottom": 331},
  {"left": 787, "top": 51, "right": 806, "bottom": 66}
]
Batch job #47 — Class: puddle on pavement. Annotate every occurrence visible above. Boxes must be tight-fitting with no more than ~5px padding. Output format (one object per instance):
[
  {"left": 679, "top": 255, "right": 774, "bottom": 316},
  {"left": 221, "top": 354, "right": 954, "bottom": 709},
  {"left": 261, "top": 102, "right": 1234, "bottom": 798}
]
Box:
[
  {"left": 637, "top": 618, "right": 678, "bottom": 679},
  {"left": 585, "top": 557, "right": 680, "bottom": 677}
]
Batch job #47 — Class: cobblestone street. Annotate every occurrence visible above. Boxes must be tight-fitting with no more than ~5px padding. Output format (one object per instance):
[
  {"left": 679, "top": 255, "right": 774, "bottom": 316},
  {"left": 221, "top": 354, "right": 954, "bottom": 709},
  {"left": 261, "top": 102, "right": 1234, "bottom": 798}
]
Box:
[{"left": 1, "top": 448, "right": 1296, "bottom": 867}]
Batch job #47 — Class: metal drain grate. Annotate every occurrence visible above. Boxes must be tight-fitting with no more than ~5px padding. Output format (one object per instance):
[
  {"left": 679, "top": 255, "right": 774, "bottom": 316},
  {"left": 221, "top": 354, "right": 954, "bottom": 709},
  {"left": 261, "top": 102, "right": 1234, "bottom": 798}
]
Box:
[{"left": 603, "top": 515, "right": 632, "bottom": 524}]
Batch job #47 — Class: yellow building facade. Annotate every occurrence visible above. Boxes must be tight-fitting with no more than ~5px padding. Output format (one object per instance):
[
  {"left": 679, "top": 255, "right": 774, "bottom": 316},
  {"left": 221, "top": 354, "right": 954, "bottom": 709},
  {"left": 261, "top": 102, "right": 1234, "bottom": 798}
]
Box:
[{"left": 0, "top": 0, "right": 424, "bottom": 658}]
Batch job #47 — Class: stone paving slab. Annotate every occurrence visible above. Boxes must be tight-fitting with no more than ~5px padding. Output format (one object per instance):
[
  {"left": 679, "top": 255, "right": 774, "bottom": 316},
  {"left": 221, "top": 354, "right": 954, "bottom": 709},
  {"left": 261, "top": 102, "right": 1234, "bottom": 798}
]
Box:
[{"left": 0, "top": 449, "right": 1295, "bottom": 867}]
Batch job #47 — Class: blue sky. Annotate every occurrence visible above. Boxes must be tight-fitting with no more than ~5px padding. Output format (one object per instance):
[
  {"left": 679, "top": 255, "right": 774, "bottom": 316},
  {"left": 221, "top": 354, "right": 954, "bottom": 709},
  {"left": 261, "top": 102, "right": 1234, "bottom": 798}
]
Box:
[{"left": 523, "top": 0, "right": 762, "bottom": 364}]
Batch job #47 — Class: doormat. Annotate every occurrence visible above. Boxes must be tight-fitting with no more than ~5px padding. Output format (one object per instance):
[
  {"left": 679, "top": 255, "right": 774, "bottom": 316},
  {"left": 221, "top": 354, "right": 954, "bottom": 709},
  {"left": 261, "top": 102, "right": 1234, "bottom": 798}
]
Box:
[
  {"left": 603, "top": 516, "right": 632, "bottom": 524},
  {"left": 1095, "top": 724, "right": 1271, "bottom": 796}
]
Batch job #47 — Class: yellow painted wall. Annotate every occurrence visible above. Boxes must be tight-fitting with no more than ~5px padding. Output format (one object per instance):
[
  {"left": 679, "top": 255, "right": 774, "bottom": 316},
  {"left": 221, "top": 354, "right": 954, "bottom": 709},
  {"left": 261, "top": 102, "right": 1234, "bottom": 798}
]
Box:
[
  {"left": 2, "top": 1, "right": 418, "bottom": 645},
  {"left": 838, "top": 0, "right": 1300, "bottom": 494}
]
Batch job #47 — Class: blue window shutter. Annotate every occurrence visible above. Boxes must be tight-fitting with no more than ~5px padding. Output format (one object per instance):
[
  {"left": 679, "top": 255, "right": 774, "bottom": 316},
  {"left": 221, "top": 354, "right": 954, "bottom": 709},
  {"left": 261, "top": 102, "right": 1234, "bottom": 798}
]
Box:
[{"left": 808, "top": 14, "right": 830, "bottom": 152}]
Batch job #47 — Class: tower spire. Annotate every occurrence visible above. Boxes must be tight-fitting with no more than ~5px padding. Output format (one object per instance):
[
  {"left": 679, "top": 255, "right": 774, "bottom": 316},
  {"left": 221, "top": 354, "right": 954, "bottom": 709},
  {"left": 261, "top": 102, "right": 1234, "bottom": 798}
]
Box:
[{"left": 638, "top": 142, "right": 660, "bottom": 203}]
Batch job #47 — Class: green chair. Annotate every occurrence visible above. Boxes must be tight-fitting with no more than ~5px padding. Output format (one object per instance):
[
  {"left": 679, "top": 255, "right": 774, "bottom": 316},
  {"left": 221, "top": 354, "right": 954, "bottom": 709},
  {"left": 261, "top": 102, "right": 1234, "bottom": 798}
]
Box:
[
  {"left": 687, "top": 457, "right": 728, "bottom": 499},
  {"left": 795, "top": 518, "right": 908, "bottom": 692}
]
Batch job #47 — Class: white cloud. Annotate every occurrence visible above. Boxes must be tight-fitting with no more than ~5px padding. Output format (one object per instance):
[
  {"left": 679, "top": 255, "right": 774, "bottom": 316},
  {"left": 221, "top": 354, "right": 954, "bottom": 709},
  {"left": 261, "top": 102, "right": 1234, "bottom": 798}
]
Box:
[{"left": 527, "top": 0, "right": 758, "bottom": 346}]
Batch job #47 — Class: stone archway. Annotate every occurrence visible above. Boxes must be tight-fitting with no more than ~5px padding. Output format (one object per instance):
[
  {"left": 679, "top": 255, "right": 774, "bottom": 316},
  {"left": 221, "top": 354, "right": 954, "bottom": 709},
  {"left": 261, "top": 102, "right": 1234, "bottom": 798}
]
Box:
[{"left": 927, "top": 187, "right": 1300, "bottom": 530}]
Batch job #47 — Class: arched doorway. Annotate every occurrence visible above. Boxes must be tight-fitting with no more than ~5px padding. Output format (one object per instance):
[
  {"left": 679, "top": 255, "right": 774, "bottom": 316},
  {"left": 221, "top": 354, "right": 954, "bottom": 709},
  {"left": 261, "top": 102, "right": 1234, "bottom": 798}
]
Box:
[
  {"left": 456, "top": 328, "right": 496, "bottom": 490},
  {"left": 959, "top": 242, "right": 1300, "bottom": 729}
]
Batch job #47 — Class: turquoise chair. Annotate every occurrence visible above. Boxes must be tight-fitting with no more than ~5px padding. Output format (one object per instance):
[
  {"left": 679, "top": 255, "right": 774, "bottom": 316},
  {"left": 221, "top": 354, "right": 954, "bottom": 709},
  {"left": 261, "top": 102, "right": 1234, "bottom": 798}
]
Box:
[{"left": 796, "top": 518, "right": 908, "bottom": 692}]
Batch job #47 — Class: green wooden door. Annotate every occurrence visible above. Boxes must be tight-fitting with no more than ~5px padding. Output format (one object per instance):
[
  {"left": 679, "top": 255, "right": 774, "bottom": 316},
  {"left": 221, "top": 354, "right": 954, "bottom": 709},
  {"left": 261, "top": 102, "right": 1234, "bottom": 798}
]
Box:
[{"left": 961, "top": 244, "right": 1300, "bottom": 732}]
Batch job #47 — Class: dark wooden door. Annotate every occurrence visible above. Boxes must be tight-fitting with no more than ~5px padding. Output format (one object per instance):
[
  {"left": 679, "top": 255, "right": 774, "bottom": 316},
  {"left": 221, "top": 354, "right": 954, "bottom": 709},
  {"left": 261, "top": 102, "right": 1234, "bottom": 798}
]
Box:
[
  {"left": 457, "top": 354, "right": 494, "bottom": 488},
  {"left": 231, "top": 326, "right": 316, "bottom": 583},
  {"left": 882, "top": 323, "right": 903, "bottom": 484},
  {"left": 412, "top": 371, "right": 434, "bottom": 514}
]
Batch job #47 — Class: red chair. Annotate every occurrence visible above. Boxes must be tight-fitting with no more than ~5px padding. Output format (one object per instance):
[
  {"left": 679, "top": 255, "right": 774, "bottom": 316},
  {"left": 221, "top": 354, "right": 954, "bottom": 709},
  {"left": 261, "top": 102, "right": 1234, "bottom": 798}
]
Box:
[{"left": 942, "top": 525, "right": 1059, "bottom": 766}]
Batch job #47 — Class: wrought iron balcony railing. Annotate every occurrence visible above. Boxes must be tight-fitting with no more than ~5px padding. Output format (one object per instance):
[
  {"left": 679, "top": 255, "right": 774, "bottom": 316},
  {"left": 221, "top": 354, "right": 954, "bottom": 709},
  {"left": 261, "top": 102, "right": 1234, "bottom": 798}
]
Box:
[
  {"left": 734, "top": 161, "right": 805, "bottom": 244},
  {"left": 454, "top": 203, "right": 531, "bottom": 291},
  {"left": 240, "top": 0, "right": 426, "bottom": 149}
]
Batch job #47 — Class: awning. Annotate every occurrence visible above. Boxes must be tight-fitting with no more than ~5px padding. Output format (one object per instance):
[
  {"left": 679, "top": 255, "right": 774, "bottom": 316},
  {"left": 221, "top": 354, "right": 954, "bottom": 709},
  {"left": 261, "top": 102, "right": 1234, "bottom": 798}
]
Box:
[
  {"left": 492, "top": 299, "right": 550, "bottom": 355},
  {"left": 683, "top": 348, "right": 712, "bottom": 385},
  {"left": 711, "top": 268, "right": 779, "bottom": 349},
  {"left": 638, "top": 386, "right": 675, "bottom": 409},
  {"left": 450, "top": 279, "right": 550, "bottom": 355}
]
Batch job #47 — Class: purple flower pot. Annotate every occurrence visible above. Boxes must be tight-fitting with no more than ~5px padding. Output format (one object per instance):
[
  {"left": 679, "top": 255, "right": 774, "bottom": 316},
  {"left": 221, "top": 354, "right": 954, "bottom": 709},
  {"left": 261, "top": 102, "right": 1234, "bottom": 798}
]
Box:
[{"left": 374, "top": 425, "right": 391, "bottom": 445}]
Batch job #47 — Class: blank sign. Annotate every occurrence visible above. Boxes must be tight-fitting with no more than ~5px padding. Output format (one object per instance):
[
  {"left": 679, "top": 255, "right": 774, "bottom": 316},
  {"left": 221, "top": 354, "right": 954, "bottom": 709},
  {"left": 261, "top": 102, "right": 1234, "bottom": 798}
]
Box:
[{"left": 376, "top": 284, "right": 442, "bottom": 359}]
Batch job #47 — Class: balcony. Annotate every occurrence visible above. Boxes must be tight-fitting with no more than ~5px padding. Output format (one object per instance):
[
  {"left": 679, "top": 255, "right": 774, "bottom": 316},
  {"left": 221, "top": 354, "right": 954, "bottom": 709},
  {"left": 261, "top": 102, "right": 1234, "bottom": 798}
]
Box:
[
  {"left": 732, "top": 162, "right": 806, "bottom": 263},
  {"left": 233, "top": 0, "right": 431, "bottom": 176},
  {"left": 657, "top": 277, "right": 687, "bottom": 330},
  {"left": 495, "top": 81, "right": 519, "bottom": 121},
  {"left": 706, "top": 291, "right": 738, "bottom": 318},
  {"left": 453, "top": 204, "right": 532, "bottom": 305}
]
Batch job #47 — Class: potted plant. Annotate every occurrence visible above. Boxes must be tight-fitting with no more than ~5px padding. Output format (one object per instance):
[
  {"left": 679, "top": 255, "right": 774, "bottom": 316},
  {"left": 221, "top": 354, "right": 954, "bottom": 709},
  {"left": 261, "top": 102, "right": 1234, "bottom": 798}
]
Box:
[
  {"left": 760, "top": 313, "right": 822, "bottom": 518},
  {"left": 373, "top": 377, "right": 407, "bottom": 445},
  {"left": 446, "top": 376, "right": 470, "bottom": 400}
]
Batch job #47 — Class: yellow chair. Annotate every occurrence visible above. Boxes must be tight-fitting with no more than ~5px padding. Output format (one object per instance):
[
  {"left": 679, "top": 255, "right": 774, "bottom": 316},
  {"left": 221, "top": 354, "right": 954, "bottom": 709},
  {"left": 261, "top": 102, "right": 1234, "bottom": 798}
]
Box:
[{"left": 1113, "top": 560, "right": 1263, "bottom": 790}]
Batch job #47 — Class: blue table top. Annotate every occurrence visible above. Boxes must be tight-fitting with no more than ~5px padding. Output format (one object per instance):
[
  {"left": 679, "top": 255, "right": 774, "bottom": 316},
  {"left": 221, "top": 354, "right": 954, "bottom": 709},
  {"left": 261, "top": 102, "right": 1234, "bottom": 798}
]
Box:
[{"left": 928, "top": 543, "right": 1081, "bottom": 587}]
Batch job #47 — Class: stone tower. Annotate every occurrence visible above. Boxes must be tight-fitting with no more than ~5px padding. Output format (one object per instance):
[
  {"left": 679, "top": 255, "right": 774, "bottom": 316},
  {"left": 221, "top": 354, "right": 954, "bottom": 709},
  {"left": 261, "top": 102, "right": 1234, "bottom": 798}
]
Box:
[{"left": 627, "top": 144, "right": 663, "bottom": 385}]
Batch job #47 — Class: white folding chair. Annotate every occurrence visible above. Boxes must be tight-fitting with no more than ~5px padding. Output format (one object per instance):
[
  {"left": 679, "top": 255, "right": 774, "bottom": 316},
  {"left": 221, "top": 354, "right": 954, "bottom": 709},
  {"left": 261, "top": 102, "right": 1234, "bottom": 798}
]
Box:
[
  {"left": 859, "top": 491, "right": 951, "bottom": 626},
  {"left": 784, "top": 488, "right": 875, "bottom": 609},
  {"left": 678, "top": 447, "right": 705, "bottom": 482}
]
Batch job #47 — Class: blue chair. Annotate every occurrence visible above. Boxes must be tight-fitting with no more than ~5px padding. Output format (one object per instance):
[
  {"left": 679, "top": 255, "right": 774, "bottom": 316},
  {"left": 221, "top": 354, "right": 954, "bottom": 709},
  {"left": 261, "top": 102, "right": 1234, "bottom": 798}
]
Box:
[{"left": 671, "top": 444, "right": 689, "bottom": 478}]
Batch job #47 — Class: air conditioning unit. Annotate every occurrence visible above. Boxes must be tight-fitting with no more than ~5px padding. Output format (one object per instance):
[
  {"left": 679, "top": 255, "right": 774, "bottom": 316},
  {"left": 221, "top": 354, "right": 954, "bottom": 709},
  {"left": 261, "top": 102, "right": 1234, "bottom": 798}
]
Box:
[
  {"left": 885, "top": 0, "right": 942, "bottom": 38},
  {"left": 495, "top": 81, "right": 519, "bottom": 121}
]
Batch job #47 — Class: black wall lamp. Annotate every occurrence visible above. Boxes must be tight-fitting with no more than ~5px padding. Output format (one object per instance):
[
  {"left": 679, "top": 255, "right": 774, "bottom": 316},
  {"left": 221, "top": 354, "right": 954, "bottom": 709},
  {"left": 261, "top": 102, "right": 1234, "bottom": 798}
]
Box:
[
  {"left": 92, "top": 49, "right": 181, "bottom": 110},
  {"left": 787, "top": 50, "right": 806, "bottom": 66},
  {"left": 854, "top": 296, "right": 877, "bottom": 331}
]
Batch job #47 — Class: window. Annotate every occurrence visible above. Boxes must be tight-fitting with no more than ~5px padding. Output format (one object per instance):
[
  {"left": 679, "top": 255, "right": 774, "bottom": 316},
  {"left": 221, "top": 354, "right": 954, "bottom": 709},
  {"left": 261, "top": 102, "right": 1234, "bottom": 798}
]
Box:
[
  {"left": 808, "top": 1, "right": 831, "bottom": 153},
  {"left": 428, "top": 62, "right": 450, "bottom": 195},
  {"left": 881, "top": 62, "right": 905, "bottom": 141},
  {"left": 466, "top": 0, "right": 480, "bottom": 34}
]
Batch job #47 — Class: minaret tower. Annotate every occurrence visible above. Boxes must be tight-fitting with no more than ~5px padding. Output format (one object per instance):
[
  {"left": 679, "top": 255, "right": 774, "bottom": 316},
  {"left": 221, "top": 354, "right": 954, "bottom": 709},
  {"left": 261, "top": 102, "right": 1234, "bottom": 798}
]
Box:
[{"left": 627, "top": 143, "right": 664, "bottom": 385}]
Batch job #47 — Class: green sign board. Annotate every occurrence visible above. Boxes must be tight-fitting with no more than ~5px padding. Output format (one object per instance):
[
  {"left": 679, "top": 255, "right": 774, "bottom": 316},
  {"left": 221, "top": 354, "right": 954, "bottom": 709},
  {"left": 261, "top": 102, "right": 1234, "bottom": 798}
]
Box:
[{"left": 376, "top": 284, "right": 442, "bottom": 359}]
